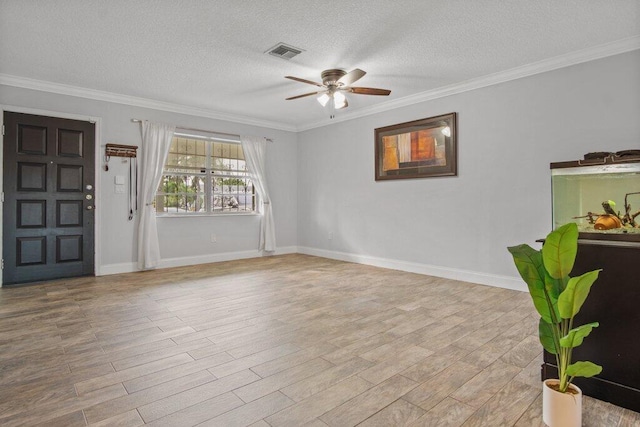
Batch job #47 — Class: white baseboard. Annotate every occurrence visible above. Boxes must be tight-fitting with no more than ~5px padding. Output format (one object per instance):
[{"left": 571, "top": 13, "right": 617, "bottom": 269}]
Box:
[
  {"left": 98, "top": 245, "right": 298, "bottom": 276},
  {"left": 298, "top": 246, "right": 527, "bottom": 293},
  {"left": 97, "top": 262, "right": 138, "bottom": 276},
  {"left": 98, "top": 245, "right": 526, "bottom": 294}
]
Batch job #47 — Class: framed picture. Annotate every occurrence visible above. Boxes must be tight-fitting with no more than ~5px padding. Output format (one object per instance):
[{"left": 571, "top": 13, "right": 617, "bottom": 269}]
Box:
[{"left": 375, "top": 112, "right": 457, "bottom": 180}]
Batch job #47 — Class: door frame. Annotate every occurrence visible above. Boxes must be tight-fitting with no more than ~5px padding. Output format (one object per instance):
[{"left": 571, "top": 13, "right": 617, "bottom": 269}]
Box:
[{"left": 0, "top": 105, "right": 103, "bottom": 287}]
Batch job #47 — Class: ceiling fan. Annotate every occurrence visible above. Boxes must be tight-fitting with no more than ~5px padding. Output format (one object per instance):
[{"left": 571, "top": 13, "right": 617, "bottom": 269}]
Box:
[{"left": 285, "top": 68, "right": 391, "bottom": 112}]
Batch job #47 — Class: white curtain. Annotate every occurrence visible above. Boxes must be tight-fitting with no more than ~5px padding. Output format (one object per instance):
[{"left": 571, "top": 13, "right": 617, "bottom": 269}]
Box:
[
  {"left": 240, "top": 135, "right": 276, "bottom": 252},
  {"left": 137, "top": 121, "right": 175, "bottom": 269}
]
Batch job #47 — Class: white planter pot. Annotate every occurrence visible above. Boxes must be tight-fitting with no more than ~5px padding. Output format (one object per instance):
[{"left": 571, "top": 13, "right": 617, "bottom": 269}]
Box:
[{"left": 542, "top": 379, "right": 582, "bottom": 427}]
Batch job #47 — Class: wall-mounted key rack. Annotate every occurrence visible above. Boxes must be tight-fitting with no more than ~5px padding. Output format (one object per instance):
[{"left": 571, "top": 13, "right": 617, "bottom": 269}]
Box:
[{"left": 105, "top": 143, "right": 138, "bottom": 158}]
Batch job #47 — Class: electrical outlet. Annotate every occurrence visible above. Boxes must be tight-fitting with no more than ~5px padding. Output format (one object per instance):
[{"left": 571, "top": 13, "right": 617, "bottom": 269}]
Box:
[
  {"left": 115, "top": 185, "right": 125, "bottom": 194},
  {"left": 210, "top": 233, "right": 217, "bottom": 243}
]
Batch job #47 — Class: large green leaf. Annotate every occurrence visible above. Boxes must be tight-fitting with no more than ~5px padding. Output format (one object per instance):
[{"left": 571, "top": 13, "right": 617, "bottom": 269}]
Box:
[
  {"left": 544, "top": 270, "right": 562, "bottom": 300},
  {"left": 559, "top": 322, "right": 599, "bottom": 348},
  {"left": 508, "top": 244, "right": 555, "bottom": 323},
  {"left": 539, "top": 318, "right": 557, "bottom": 354},
  {"left": 566, "top": 361, "right": 602, "bottom": 378},
  {"left": 558, "top": 270, "right": 601, "bottom": 319},
  {"left": 542, "top": 223, "right": 578, "bottom": 280},
  {"left": 543, "top": 271, "right": 562, "bottom": 318}
]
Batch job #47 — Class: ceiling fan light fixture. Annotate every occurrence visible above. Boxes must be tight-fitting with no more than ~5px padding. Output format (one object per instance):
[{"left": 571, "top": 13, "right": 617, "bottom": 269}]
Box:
[
  {"left": 333, "top": 91, "right": 346, "bottom": 109},
  {"left": 317, "top": 93, "right": 330, "bottom": 107}
]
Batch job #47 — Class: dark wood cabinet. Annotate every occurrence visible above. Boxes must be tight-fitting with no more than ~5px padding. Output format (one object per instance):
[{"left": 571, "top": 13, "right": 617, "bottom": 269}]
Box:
[{"left": 541, "top": 240, "right": 640, "bottom": 412}]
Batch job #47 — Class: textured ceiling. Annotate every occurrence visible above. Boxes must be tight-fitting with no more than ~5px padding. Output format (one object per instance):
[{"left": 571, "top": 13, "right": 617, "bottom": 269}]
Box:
[{"left": 1, "top": 0, "right": 639, "bottom": 130}]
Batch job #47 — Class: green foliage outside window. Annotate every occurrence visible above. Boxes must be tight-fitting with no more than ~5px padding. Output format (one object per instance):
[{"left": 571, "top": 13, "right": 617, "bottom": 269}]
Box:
[{"left": 156, "top": 136, "right": 254, "bottom": 214}]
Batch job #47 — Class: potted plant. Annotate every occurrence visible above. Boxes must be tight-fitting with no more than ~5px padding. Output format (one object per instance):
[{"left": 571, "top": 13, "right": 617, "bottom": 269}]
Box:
[{"left": 508, "top": 222, "right": 602, "bottom": 427}]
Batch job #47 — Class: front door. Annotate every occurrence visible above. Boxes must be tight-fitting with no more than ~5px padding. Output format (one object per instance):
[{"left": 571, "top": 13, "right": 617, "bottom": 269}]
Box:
[{"left": 3, "top": 112, "right": 95, "bottom": 285}]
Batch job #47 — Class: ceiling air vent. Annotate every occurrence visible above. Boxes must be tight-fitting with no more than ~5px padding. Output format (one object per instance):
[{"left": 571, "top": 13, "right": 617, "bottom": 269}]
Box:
[{"left": 265, "top": 43, "right": 304, "bottom": 60}]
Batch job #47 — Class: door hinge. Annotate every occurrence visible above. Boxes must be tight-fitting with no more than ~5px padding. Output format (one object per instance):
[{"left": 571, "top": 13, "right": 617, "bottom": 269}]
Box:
[
  {"left": 1, "top": 124, "right": 5, "bottom": 136},
  {"left": 1, "top": 192, "right": 3, "bottom": 203},
  {"left": 1, "top": 259, "right": 4, "bottom": 270}
]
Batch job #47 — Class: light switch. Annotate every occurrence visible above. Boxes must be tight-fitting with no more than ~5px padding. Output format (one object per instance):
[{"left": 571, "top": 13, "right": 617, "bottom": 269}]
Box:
[{"left": 115, "top": 175, "right": 125, "bottom": 185}]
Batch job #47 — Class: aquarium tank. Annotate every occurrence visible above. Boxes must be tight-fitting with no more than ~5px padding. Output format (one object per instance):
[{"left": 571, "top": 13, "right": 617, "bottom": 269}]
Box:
[{"left": 551, "top": 155, "right": 640, "bottom": 242}]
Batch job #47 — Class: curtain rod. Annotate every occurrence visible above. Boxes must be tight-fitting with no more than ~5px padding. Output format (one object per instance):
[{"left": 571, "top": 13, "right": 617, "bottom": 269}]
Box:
[{"left": 131, "top": 119, "right": 273, "bottom": 142}]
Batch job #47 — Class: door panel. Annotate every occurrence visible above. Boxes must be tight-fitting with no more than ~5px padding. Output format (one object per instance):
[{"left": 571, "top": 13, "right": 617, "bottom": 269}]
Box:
[{"left": 3, "top": 112, "right": 95, "bottom": 284}]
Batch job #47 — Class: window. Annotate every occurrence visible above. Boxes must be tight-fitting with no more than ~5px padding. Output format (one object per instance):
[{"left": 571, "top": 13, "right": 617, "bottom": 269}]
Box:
[{"left": 155, "top": 135, "right": 256, "bottom": 214}]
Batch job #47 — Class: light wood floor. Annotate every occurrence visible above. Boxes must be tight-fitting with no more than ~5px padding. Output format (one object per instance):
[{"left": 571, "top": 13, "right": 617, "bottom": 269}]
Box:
[{"left": 0, "top": 254, "right": 638, "bottom": 427}]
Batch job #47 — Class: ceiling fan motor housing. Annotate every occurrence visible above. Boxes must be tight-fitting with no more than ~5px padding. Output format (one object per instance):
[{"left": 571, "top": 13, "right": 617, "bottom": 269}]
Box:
[{"left": 321, "top": 69, "right": 347, "bottom": 87}]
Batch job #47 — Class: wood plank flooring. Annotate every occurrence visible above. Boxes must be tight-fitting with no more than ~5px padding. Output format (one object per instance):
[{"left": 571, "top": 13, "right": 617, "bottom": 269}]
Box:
[{"left": 0, "top": 254, "right": 637, "bottom": 426}]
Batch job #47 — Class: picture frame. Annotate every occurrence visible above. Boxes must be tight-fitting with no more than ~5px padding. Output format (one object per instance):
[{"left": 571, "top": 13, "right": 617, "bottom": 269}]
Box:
[{"left": 375, "top": 112, "right": 457, "bottom": 181}]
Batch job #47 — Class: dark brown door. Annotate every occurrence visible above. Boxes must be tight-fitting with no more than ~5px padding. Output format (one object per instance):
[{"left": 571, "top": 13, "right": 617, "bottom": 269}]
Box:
[{"left": 3, "top": 112, "right": 95, "bottom": 285}]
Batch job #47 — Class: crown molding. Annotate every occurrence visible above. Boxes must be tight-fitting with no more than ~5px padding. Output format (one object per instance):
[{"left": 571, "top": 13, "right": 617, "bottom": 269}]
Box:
[
  {"left": 1, "top": 36, "right": 638, "bottom": 133},
  {"left": 297, "top": 36, "right": 640, "bottom": 131},
  {"left": 0, "top": 74, "right": 297, "bottom": 132}
]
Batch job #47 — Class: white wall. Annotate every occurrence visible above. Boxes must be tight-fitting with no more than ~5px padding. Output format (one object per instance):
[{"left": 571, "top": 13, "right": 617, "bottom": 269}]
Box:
[
  {"left": 1, "top": 51, "right": 638, "bottom": 289},
  {"left": 0, "top": 86, "right": 298, "bottom": 274},
  {"left": 296, "top": 51, "right": 640, "bottom": 291}
]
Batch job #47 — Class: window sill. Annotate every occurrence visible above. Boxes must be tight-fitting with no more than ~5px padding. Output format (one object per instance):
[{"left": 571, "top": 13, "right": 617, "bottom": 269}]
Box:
[{"left": 156, "top": 212, "right": 260, "bottom": 218}]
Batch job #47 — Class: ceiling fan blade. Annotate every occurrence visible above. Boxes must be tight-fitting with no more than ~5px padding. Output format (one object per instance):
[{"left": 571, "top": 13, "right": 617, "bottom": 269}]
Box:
[
  {"left": 285, "top": 91, "right": 321, "bottom": 100},
  {"left": 285, "top": 76, "right": 324, "bottom": 87},
  {"left": 338, "top": 68, "right": 366, "bottom": 86},
  {"left": 349, "top": 87, "right": 391, "bottom": 96}
]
